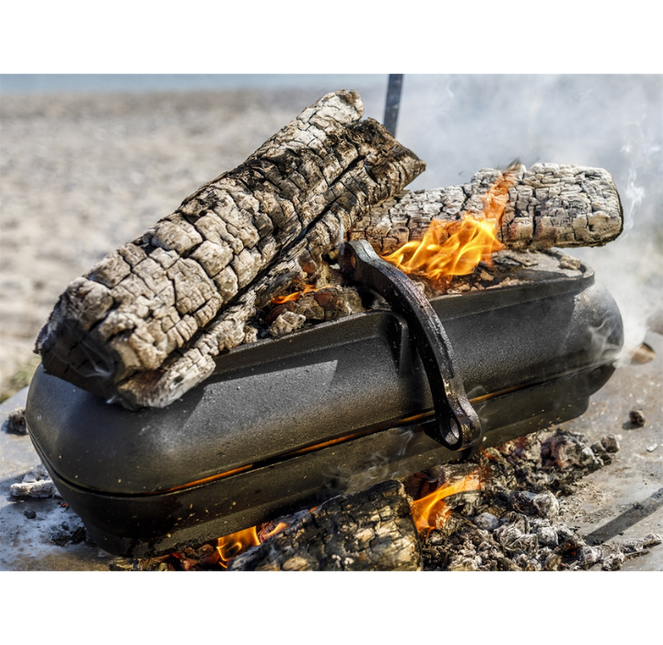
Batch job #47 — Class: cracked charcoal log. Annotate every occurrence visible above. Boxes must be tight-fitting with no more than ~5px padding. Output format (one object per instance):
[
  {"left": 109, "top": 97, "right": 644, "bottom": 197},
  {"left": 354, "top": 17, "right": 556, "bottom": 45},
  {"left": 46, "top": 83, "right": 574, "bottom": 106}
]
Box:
[
  {"left": 349, "top": 163, "right": 622, "bottom": 255},
  {"left": 228, "top": 480, "right": 422, "bottom": 571},
  {"left": 36, "top": 90, "right": 425, "bottom": 409}
]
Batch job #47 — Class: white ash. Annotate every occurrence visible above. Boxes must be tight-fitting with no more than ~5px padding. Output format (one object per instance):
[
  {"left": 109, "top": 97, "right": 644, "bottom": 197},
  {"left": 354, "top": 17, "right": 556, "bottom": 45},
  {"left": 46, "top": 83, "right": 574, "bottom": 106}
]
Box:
[
  {"left": 577, "top": 545, "right": 603, "bottom": 568},
  {"left": 50, "top": 521, "right": 88, "bottom": 547},
  {"left": 473, "top": 512, "right": 499, "bottom": 532},
  {"left": 558, "top": 255, "right": 583, "bottom": 271},
  {"left": 415, "top": 428, "right": 661, "bottom": 571},
  {"left": 268, "top": 311, "right": 307, "bottom": 339},
  {"left": 10, "top": 464, "right": 60, "bottom": 499},
  {"left": 508, "top": 490, "right": 560, "bottom": 519}
]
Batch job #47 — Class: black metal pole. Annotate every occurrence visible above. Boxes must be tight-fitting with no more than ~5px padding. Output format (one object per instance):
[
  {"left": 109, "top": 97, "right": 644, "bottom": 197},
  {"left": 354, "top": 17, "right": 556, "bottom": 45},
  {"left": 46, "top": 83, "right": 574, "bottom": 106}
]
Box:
[{"left": 383, "top": 74, "right": 403, "bottom": 137}]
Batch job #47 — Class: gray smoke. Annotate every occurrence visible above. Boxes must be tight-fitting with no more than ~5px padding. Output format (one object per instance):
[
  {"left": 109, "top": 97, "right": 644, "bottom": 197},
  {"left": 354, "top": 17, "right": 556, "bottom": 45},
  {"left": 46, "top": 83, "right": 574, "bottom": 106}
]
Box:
[{"left": 385, "top": 75, "right": 662, "bottom": 361}]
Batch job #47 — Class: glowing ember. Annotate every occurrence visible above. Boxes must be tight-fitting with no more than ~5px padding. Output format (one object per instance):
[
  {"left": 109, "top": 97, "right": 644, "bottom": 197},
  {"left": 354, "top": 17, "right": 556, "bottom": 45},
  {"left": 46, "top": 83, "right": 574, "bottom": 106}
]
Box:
[
  {"left": 410, "top": 471, "right": 482, "bottom": 535},
  {"left": 216, "top": 520, "right": 292, "bottom": 568},
  {"left": 381, "top": 167, "right": 518, "bottom": 285},
  {"left": 259, "top": 521, "right": 289, "bottom": 541},
  {"left": 271, "top": 284, "right": 318, "bottom": 304}
]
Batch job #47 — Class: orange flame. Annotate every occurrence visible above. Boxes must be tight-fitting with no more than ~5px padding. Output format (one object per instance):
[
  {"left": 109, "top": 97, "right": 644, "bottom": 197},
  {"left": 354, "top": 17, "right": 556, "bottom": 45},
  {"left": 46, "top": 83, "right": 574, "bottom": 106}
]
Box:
[
  {"left": 410, "top": 471, "right": 482, "bottom": 535},
  {"left": 260, "top": 521, "right": 289, "bottom": 540},
  {"left": 215, "top": 520, "right": 293, "bottom": 568},
  {"left": 381, "top": 168, "right": 518, "bottom": 284},
  {"left": 216, "top": 526, "right": 260, "bottom": 568},
  {"left": 271, "top": 284, "right": 318, "bottom": 304}
]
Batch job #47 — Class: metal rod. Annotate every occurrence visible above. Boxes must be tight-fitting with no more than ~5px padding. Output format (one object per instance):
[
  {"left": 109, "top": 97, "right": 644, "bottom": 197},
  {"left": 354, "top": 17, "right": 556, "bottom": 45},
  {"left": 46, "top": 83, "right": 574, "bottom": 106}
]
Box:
[{"left": 383, "top": 74, "right": 404, "bottom": 136}]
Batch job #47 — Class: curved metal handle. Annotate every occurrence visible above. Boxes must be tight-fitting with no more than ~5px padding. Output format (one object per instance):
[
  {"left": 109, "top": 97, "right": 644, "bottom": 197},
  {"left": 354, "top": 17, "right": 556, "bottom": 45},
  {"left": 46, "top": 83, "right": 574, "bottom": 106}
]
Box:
[{"left": 340, "top": 239, "right": 482, "bottom": 451}]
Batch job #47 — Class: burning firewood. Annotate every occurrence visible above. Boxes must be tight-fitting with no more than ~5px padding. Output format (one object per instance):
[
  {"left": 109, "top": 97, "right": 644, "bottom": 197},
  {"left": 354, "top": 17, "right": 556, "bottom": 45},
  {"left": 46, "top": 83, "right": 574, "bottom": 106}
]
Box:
[
  {"left": 349, "top": 163, "right": 623, "bottom": 256},
  {"left": 35, "top": 90, "right": 425, "bottom": 410},
  {"left": 33, "top": 91, "right": 623, "bottom": 414},
  {"left": 227, "top": 480, "right": 422, "bottom": 571},
  {"left": 208, "top": 430, "right": 656, "bottom": 572}
]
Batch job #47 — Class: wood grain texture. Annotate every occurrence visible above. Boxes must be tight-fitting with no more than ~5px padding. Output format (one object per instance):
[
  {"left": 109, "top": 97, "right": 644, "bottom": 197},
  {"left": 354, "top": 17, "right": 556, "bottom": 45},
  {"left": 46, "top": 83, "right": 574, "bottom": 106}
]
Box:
[
  {"left": 36, "top": 91, "right": 425, "bottom": 409},
  {"left": 349, "top": 163, "right": 623, "bottom": 254}
]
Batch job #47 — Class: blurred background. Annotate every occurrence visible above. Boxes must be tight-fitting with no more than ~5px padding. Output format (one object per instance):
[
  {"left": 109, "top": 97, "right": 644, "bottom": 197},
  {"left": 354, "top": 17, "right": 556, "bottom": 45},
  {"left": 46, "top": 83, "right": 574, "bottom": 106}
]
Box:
[{"left": 1, "top": 74, "right": 661, "bottom": 399}]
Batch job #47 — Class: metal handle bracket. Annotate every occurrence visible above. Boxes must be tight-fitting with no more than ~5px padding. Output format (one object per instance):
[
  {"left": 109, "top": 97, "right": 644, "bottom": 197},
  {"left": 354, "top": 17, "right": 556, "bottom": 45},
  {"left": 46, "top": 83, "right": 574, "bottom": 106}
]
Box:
[{"left": 340, "top": 239, "right": 483, "bottom": 452}]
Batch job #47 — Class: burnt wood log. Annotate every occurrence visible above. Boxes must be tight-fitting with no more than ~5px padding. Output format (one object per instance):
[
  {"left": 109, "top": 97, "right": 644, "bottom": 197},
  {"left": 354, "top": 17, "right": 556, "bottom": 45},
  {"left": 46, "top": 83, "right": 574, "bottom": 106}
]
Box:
[
  {"left": 228, "top": 480, "right": 422, "bottom": 571},
  {"left": 36, "top": 90, "right": 425, "bottom": 410},
  {"left": 349, "top": 163, "right": 623, "bottom": 255}
]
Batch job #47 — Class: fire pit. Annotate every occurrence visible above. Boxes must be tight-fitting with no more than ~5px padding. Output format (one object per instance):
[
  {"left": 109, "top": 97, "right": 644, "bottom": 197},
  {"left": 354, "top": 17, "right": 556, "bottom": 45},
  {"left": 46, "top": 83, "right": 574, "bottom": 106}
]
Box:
[
  {"left": 25, "top": 246, "right": 623, "bottom": 557},
  {"left": 4, "top": 81, "right": 659, "bottom": 571}
]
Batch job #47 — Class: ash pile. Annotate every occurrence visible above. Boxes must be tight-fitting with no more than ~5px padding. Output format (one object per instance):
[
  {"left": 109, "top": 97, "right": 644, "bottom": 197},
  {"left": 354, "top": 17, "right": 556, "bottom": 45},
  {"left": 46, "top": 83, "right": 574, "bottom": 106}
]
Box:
[
  {"left": 229, "top": 429, "right": 661, "bottom": 574},
  {"left": 413, "top": 429, "right": 660, "bottom": 571}
]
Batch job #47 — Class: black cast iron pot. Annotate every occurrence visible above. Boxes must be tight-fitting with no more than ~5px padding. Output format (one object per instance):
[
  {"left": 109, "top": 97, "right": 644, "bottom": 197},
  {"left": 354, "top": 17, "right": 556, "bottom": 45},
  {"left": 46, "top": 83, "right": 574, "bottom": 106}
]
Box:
[{"left": 25, "top": 257, "right": 623, "bottom": 557}]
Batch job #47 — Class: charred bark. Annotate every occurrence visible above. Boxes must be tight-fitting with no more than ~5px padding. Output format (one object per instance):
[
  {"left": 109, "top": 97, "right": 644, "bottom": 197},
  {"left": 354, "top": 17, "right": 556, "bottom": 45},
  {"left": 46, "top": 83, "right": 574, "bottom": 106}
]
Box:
[
  {"left": 349, "top": 163, "right": 623, "bottom": 255},
  {"left": 36, "top": 91, "right": 425, "bottom": 409},
  {"left": 228, "top": 480, "right": 422, "bottom": 571}
]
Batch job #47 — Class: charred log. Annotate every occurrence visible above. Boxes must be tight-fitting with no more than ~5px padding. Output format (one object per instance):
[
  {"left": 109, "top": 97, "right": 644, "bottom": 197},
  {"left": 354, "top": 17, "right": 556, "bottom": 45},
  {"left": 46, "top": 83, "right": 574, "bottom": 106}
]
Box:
[
  {"left": 228, "top": 480, "right": 422, "bottom": 571},
  {"left": 35, "top": 101, "right": 622, "bottom": 413},
  {"left": 349, "top": 163, "right": 623, "bottom": 254},
  {"left": 36, "top": 91, "right": 425, "bottom": 410}
]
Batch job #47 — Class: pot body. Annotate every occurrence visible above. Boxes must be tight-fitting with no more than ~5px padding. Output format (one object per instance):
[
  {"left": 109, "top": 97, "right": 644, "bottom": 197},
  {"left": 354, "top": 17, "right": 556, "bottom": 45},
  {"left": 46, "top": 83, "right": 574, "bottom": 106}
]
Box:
[{"left": 25, "top": 271, "right": 623, "bottom": 557}]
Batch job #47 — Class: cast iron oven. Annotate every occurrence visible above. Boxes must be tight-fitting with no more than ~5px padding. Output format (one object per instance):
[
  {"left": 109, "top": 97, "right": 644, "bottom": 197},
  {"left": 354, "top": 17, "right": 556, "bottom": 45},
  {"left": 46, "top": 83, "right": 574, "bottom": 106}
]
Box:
[{"left": 25, "top": 245, "right": 623, "bottom": 558}]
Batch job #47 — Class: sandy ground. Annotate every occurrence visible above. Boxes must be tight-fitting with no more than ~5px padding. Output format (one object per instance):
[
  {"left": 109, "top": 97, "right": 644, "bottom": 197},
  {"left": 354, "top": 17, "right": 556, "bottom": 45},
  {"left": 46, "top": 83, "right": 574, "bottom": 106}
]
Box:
[{"left": 1, "top": 77, "right": 661, "bottom": 399}]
